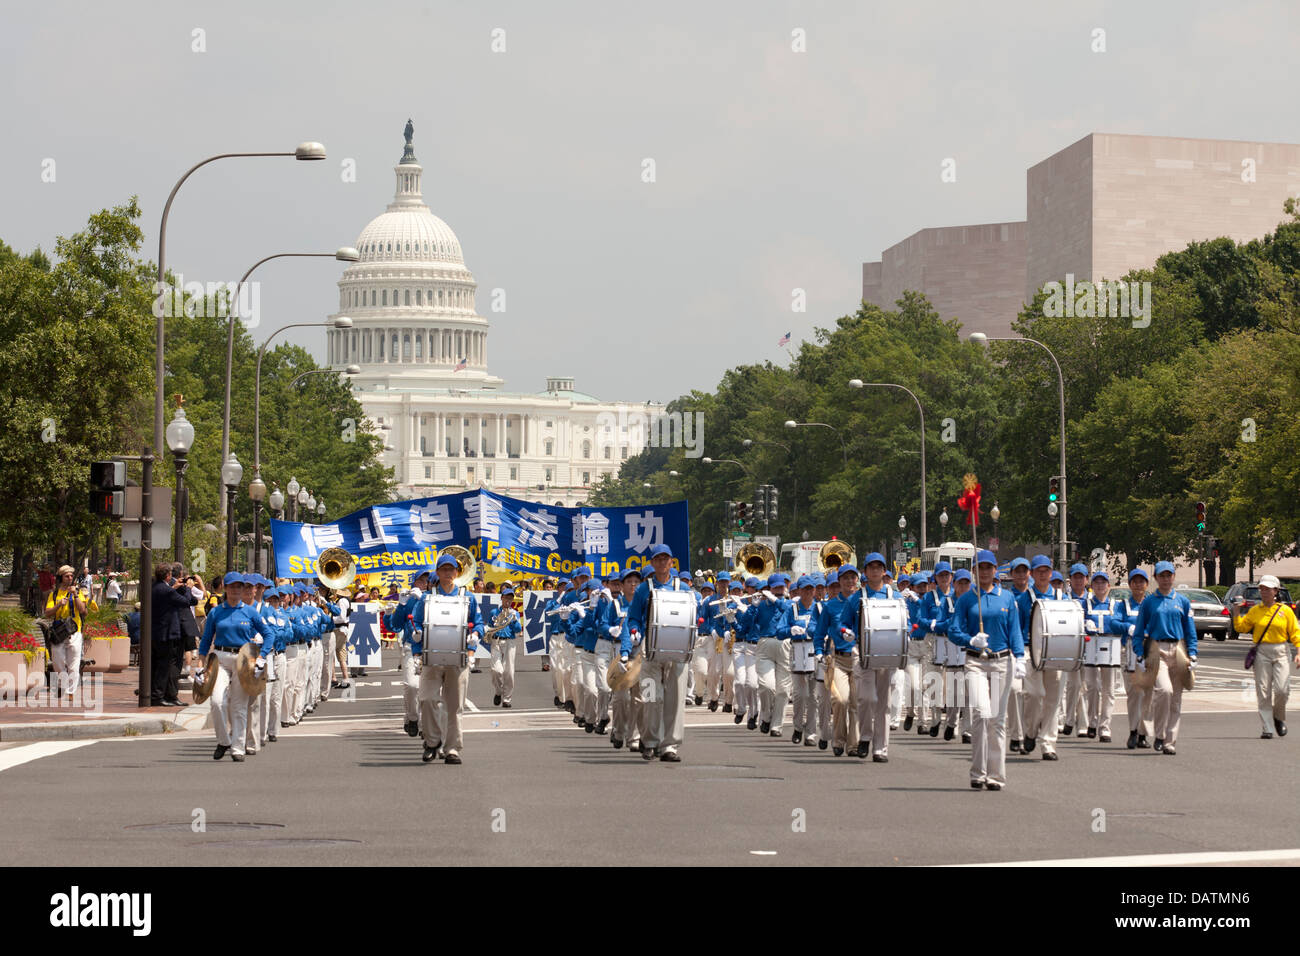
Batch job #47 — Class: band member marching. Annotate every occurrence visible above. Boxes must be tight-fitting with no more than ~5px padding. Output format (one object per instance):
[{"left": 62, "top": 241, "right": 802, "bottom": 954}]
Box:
[
  {"left": 195, "top": 572, "right": 272, "bottom": 762},
  {"left": 1061, "top": 563, "right": 1091, "bottom": 736},
  {"left": 946, "top": 549, "right": 1024, "bottom": 790},
  {"left": 838, "top": 554, "right": 899, "bottom": 762},
  {"left": 1005, "top": 557, "right": 1031, "bottom": 751},
  {"left": 1017, "top": 555, "right": 1066, "bottom": 761},
  {"left": 1080, "top": 570, "right": 1124, "bottom": 742},
  {"left": 1132, "top": 561, "right": 1197, "bottom": 755},
  {"left": 731, "top": 578, "right": 761, "bottom": 728},
  {"left": 913, "top": 562, "right": 954, "bottom": 737},
  {"left": 691, "top": 579, "right": 716, "bottom": 707},
  {"left": 602, "top": 568, "right": 641, "bottom": 750},
  {"left": 488, "top": 584, "right": 523, "bottom": 708},
  {"left": 754, "top": 572, "right": 793, "bottom": 737},
  {"left": 544, "top": 578, "right": 571, "bottom": 709},
  {"left": 780, "top": 574, "right": 820, "bottom": 746},
  {"left": 1114, "top": 568, "right": 1154, "bottom": 748},
  {"left": 705, "top": 572, "right": 735, "bottom": 711},
  {"left": 626, "top": 544, "right": 690, "bottom": 762},
  {"left": 411, "top": 553, "right": 484, "bottom": 764},
  {"left": 826, "top": 565, "right": 861, "bottom": 756}
]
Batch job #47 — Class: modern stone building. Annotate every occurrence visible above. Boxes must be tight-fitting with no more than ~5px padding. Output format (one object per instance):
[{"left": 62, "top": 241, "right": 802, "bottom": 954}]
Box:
[
  {"left": 326, "top": 122, "right": 658, "bottom": 505},
  {"left": 863, "top": 133, "right": 1300, "bottom": 334}
]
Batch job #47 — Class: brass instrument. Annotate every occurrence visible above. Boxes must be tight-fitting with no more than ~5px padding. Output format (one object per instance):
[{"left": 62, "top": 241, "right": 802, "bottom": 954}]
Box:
[
  {"left": 735, "top": 541, "right": 776, "bottom": 579},
  {"left": 484, "top": 605, "right": 518, "bottom": 639},
  {"left": 316, "top": 547, "right": 357, "bottom": 590},
  {"left": 818, "top": 540, "right": 856, "bottom": 574},
  {"left": 438, "top": 545, "right": 477, "bottom": 589}
]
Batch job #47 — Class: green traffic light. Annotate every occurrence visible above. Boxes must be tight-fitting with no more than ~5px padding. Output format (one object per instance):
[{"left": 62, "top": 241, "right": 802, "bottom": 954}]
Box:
[{"left": 1049, "top": 493, "right": 1058, "bottom": 502}]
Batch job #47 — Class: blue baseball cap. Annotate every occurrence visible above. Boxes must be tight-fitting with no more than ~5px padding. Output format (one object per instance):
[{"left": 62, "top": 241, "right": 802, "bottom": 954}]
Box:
[
  {"left": 649, "top": 544, "right": 673, "bottom": 559},
  {"left": 1091, "top": 570, "right": 1110, "bottom": 582},
  {"left": 862, "top": 552, "right": 886, "bottom": 567},
  {"left": 223, "top": 571, "right": 244, "bottom": 586},
  {"left": 954, "top": 569, "right": 973, "bottom": 583},
  {"left": 1009, "top": 557, "right": 1030, "bottom": 571},
  {"left": 264, "top": 587, "right": 279, "bottom": 599},
  {"left": 824, "top": 569, "right": 839, "bottom": 584},
  {"left": 699, "top": 579, "right": 715, "bottom": 591},
  {"left": 1030, "top": 555, "right": 1053, "bottom": 571},
  {"left": 934, "top": 561, "right": 953, "bottom": 575},
  {"left": 572, "top": 566, "right": 592, "bottom": 579},
  {"left": 716, "top": 572, "right": 731, "bottom": 582},
  {"left": 793, "top": 575, "right": 814, "bottom": 590},
  {"left": 729, "top": 581, "right": 743, "bottom": 592},
  {"left": 622, "top": 566, "right": 643, "bottom": 579},
  {"left": 557, "top": 577, "right": 570, "bottom": 587},
  {"left": 810, "top": 573, "right": 826, "bottom": 587},
  {"left": 745, "top": 576, "right": 762, "bottom": 588},
  {"left": 1128, "top": 568, "right": 1149, "bottom": 581},
  {"left": 1050, "top": 571, "right": 1064, "bottom": 583},
  {"left": 976, "top": 549, "right": 997, "bottom": 567},
  {"left": 1154, "top": 560, "right": 1176, "bottom": 575},
  {"left": 838, "top": 565, "right": 860, "bottom": 578},
  {"left": 767, "top": 572, "right": 789, "bottom": 588},
  {"left": 678, "top": 571, "right": 692, "bottom": 580},
  {"left": 435, "top": 553, "right": 460, "bottom": 570},
  {"left": 499, "top": 585, "right": 515, "bottom": 596},
  {"left": 1069, "top": 563, "right": 1089, "bottom": 577}
]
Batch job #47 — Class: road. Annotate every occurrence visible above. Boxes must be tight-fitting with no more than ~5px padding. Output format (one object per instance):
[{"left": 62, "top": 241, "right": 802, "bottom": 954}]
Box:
[{"left": 1, "top": 636, "right": 1295, "bottom": 867}]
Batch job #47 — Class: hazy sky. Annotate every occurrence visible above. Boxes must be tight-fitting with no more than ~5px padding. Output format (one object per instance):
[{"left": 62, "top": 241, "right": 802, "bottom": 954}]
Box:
[{"left": 3, "top": 0, "right": 1297, "bottom": 404}]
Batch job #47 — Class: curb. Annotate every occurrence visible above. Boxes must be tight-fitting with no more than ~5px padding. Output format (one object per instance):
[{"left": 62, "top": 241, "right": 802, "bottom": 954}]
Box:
[{"left": 0, "top": 705, "right": 211, "bottom": 742}]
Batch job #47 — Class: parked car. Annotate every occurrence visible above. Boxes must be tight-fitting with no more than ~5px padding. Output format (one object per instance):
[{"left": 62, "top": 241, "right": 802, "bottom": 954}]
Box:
[
  {"left": 1174, "top": 586, "right": 1232, "bottom": 641},
  {"left": 1224, "top": 582, "right": 1296, "bottom": 638}
]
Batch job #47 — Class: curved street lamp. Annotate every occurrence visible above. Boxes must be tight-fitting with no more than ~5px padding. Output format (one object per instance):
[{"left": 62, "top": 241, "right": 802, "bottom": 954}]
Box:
[
  {"left": 848, "top": 379, "right": 928, "bottom": 552},
  {"left": 784, "top": 420, "right": 848, "bottom": 465}
]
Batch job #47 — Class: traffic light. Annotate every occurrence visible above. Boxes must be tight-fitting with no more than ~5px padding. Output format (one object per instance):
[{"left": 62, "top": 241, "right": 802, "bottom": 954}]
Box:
[
  {"left": 753, "top": 491, "right": 765, "bottom": 523},
  {"left": 89, "top": 460, "right": 126, "bottom": 517},
  {"left": 727, "top": 500, "right": 737, "bottom": 528},
  {"left": 1195, "top": 501, "right": 1206, "bottom": 533},
  {"left": 768, "top": 485, "right": 778, "bottom": 521},
  {"left": 737, "top": 502, "right": 748, "bottom": 529},
  {"left": 1048, "top": 476, "right": 1060, "bottom": 503}
]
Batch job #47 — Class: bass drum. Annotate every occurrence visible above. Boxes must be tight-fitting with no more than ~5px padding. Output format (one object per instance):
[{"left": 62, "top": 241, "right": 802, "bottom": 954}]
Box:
[
  {"left": 1029, "top": 599, "right": 1085, "bottom": 672},
  {"left": 857, "top": 598, "right": 909, "bottom": 670}
]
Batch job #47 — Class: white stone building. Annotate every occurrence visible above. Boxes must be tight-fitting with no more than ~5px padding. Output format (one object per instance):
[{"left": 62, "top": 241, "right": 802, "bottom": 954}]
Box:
[{"left": 326, "top": 122, "right": 659, "bottom": 505}]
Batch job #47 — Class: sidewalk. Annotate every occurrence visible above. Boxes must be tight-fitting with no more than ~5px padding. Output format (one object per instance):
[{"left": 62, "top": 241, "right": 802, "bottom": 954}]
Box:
[{"left": 0, "top": 665, "right": 209, "bottom": 741}]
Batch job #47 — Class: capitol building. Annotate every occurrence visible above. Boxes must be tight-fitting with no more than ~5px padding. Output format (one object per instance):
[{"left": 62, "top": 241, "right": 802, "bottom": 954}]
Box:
[{"left": 326, "top": 122, "right": 658, "bottom": 506}]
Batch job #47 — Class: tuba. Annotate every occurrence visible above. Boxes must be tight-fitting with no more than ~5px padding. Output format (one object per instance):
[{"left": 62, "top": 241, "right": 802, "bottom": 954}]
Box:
[
  {"left": 819, "top": 540, "right": 856, "bottom": 574},
  {"left": 735, "top": 541, "right": 776, "bottom": 580},
  {"left": 317, "top": 547, "right": 357, "bottom": 590},
  {"left": 438, "top": 545, "right": 477, "bottom": 589}
]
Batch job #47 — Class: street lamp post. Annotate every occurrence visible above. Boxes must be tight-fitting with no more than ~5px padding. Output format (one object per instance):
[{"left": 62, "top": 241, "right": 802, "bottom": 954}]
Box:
[
  {"left": 222, "top": 453, "right": 244, "bottom": 571},
  {"left": 783, "top": 420, "right": 848, "bottom": 466},
  {"left": 267, "top": 484, "right": 284, "bottom": 575},
  {"left": 218, "top": 246, "right": 359, "bottom": 522},
  {"left": 848, "top": 379, "right": 927, "bottom": 552},
  {"left": 165, "top": 398, "right": 195, "bottom": 563},
  {"left": 971, "top": 332, "right": 1067, "bottom": 567},
  {"left": 285, "top": 477, "right": 300, "bottom": 523},
  {"left": 249, "top": 473, "right": 267, "bottom": 573},
  {"left": 701, "top": 457, "right": 754, "bottom": 478}
]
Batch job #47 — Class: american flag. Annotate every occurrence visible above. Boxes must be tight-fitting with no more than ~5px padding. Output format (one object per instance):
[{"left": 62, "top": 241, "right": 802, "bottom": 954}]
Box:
[
  {"left": 778, "top": 331, "right": 791, "bottom": 347},
  {"left": 453, "top": 357, "right": 467, "bottom": 372}
]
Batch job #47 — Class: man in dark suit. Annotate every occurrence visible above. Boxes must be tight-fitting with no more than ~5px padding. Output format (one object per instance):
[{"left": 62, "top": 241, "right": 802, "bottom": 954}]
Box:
[{"left": 151, "top": 564, "right": 198, "bottom": 706}]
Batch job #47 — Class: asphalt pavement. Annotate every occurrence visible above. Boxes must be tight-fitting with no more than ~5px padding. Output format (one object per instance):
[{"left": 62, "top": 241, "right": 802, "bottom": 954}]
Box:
[{"left": 1, "top": 637, "right": 1295, "bottom": 866}]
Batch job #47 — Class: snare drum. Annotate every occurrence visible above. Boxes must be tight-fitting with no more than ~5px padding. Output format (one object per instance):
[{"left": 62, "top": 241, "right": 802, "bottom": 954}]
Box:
[
  {"left": 421, "top": 593, "right": 469, "bottom": 668},
  {"left": 857, "top": 598, "right": 909, "bottom": 670},
  {"left": 1083, "top": 628, "right": 1123, "bottom": 667},
  {"left": 646, "top": 588, "right": 697, "bottom": 663},
  {"left": 1029, "top": 599, "right": 1085, "bottom": 672},
  {"left": 791, "top": 640, "right": 815, "bottom": 674}
]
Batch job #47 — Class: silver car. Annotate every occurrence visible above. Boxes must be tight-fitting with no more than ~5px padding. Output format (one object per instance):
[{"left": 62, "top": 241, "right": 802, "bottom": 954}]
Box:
[{"left": 1174, "top": 586, "right": 1232, "bottom": 641}]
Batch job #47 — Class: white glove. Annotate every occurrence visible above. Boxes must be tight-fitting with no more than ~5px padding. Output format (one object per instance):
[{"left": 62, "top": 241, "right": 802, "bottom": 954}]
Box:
[
  {"left": 761, "top": 589, "right": 777, "bottom": 602},
  {"left": 253, "top": 635, "right": 264, "bottom": 644},
  {"left": 630, "top": 628, "right": 642, "bottom": 645},
  {"left": 970, "top": 632, "right": 989, "bottom": 650},
  {"left": 790, "top": 625, "right": 806, "bottom": 636},
  {"left": 193, "top": 668, "right": 206, "bottom": 685},
  {"left": 1013, "top": 658, "right": 1026, "bottom": 681},
  {"left": 1127, "top": 624, "right": 1136, "bottom": 637},
  {"left": 815, "top": 654, "right": 824, "bottom": 663},
  {"left": 1189, "top": 657, "right": 1197, "bottom": 670},
  {"left": 601, "top": 588, "right": 614, "bottom": 601},
  {"left": 1135, "top": 656, "right": 1147, "bottom": 673},
  {"left": 1085, "top": 619, "right": 1099, "bottom": 634},
  {"left": 588, "top": 591, "right": 601, "bottom": 608},
  {"left": 929, "top": 619, "right": 938, "bottom": 631},
  {"left": 620, "top": 654, "right": 628, "bottom": 663},
  {"left": 609, "top": 625, "right": 622, "bottom": 638},
  {"left": 254, "top": 659, "right": 266, "bottom": 675},
  {"left": 574, "top": 605, "right": 587, "bottom": 619}
]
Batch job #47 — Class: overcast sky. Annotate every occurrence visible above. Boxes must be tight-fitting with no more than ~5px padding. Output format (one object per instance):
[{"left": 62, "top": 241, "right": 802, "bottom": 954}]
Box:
[{"left": 3, "top": 0, "right": 1297, "bottom": 404}]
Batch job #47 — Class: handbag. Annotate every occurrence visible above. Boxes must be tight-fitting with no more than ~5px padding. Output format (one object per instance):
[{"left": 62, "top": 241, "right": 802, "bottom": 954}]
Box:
[
  {"left": 47, "top": 590, "right": 78, "bottom": 645},
  {"left": 1243, "top": 605, "right": 1281, "bottom": 670}
]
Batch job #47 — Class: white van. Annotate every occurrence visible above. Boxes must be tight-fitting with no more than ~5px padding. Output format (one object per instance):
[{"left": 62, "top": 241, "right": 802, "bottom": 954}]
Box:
[
  {"left": 919, "top": 542, "right": 977, "bottom": 573},
  {"left": 779, "top": 541, "right": 825, "bottom": 579}
]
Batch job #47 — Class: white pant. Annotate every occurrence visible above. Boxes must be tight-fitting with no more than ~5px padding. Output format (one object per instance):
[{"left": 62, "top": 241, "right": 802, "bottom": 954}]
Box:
[
  {"left": 1253, "top": 642, "right": 1293, "bottom": 733},
  {"left": 855, "top": 665, "right": 894, "bottom": 755},
  {"left": 551, "top": 638, "right": 569, "bottom": 702},
  {"left": 304, "top": 641, "right": 321, "bottom": 705},
  {"left": 965, "top": 654, "right": 1012, "bottom": 786},
  {"left": 756, "top": 637, "right": 792, "bottom": 732},
  {"left": 707, "top": 635, "right": 734, "bottom": 704},
  {"left": 284, "top": 644, "right": 306, "bottom": 723},
  {"left": 642, "top": 657, "right": 687, "bottom": 753},
  {"left": 1062, "top": 666, "right": 1086, "bottom": 729},
  {"left": 1024, "top": 666, "right": 1064, "bottom": 752},
  {"left": 945, "top": 667, "right": 971, "bottom": 734},
  {"left": 690, "top": 642, "right": 710, "bottom": 701},
  {"left": 210, "top": 650, "right": 254, "bottom": 756},
  {"left": 266, "top": 650, "right": 286, "bottom": 733},
  {"left": 1084, "top": 666, "right": 1118, "bottom": 735},
  {"left": 1122, "top": 669, "right": 1153, "bottom": 736},
  {"left": 904, "top": 638, "right": 933, "bottom": 722},
  {"left": 319, "top": 632, "right": 339, "bottom": 700},
  {"left": 400, "top": 643, "right": 420, "bottom": 723},
  {"left": 577, "top": 649, "right": 598, "bottom": 723},
  {"left": 791, "top": 670, "right": 819, "bottom": 742},
  {"left": 491, "top": 638, "right": 518, "bottom": 705},
  {"left": 419, "top": 663, "right": 468, "bottom": 756},
  {"left": 613, "top": 649, "right": 646, "bottom": 744},
  {"left": 732, "top": 643, "right": 757, "bottom": 716},
  {"left": 50, "top": 632, "right": 83, "bottom": 698}
]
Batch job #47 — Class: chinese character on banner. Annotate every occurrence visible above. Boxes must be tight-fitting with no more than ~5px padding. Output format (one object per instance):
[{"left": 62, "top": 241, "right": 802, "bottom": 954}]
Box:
[
  {"left": 299, "top": 524, "right": 344, "bottom": 557},
  {"left": 517, "top": 506, "right": 559, "bottom": 550},
  {"left": 357, "top": 507, "right": 399, "bottom": 550},
  {"left": 410, "top": 501, "right": 453, "bottom": 545},
  {"left": 623, "top": 510, "right": 664, "bottom": 553},
  {"left": 580, "top": 512, "right": 610, "bottom": 555},
  {"left": 347, "top": 603, "right": 384, "bottom": 669},
  {"left": 465, "top": 494, "right": 502, "bottom": 538}
]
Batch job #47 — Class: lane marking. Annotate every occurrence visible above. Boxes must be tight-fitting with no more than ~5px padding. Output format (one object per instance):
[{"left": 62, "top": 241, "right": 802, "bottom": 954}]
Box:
[
  {"left": 948, "top": 848, "right": 1300, "bottom": 867},
  {"left": 0, "top": 740, "right": 97, "bottom": 773},
  {"left": 750, "top": 850, "right": 777, "bottom": 856}
]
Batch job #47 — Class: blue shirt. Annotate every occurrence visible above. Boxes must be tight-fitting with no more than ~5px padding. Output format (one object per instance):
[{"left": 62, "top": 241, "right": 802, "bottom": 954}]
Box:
[
  {"left": 818, "top": 594, "right": 850, "bottom": 654},
  {"left": 199, "top": 602, "right": 271, "bottom": 658},
  {"left": 947, "top": 584, "right": 1024, "bottom": 656},
  {"left": 750, "top": 592, "right": 791, "bottom": 639},
  {"left": 915, "top": 588, "right": 956, "bottom": 638},
  {"left": 412, "top": 584, "right": 485, "bottom": 653},
  {"left": 598, "top": 594, "right": 635, "bottom": 657},
  {"left": 777, "top": 599, "right": 819, "bottom": 641},
  {"left": 1133, "top": 590, "right": 1198, "bottom": 658},
  {"left": 837, "top": 583, "right": 899, "bottom": 642},
  {"left": 626, "top": 573, "right": 688, "bottom": 637},
  {"left": 1016, "top": 585, "right": 1064, "bottom": 637}
]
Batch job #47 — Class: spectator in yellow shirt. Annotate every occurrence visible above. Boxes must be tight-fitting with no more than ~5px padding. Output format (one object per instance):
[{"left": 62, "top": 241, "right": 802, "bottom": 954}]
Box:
[
  {"left": 43, "top": 565, "right": 88, "bottom": 699},
  {"left": 1233, "top": 575, "right": 1300, "bottom": 739}
]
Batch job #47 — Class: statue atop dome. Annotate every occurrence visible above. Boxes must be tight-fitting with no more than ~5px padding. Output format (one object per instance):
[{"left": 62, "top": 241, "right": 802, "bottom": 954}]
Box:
[{"left": 400, "top": 119, "right": 417, "bottom": 164}]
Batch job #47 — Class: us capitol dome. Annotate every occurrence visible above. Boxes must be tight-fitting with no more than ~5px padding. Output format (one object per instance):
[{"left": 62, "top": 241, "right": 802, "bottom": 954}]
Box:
[{"left": 327, "top": 121, "right": 659, "bottom": 505}]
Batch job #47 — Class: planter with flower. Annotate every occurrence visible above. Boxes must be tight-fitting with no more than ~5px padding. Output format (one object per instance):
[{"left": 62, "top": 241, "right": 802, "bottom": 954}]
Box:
[
  {"left": 83, "top": 608, "right": 130, "bottom": 673},
  {"left": 0, "top": 632, "right": 42, "bottom": 700}
]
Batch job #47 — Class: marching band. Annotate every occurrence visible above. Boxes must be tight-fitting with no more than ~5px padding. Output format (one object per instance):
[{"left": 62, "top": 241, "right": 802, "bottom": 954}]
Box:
[{"left": 189, "top": 540, "right": 1216, "bottom": 786}]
